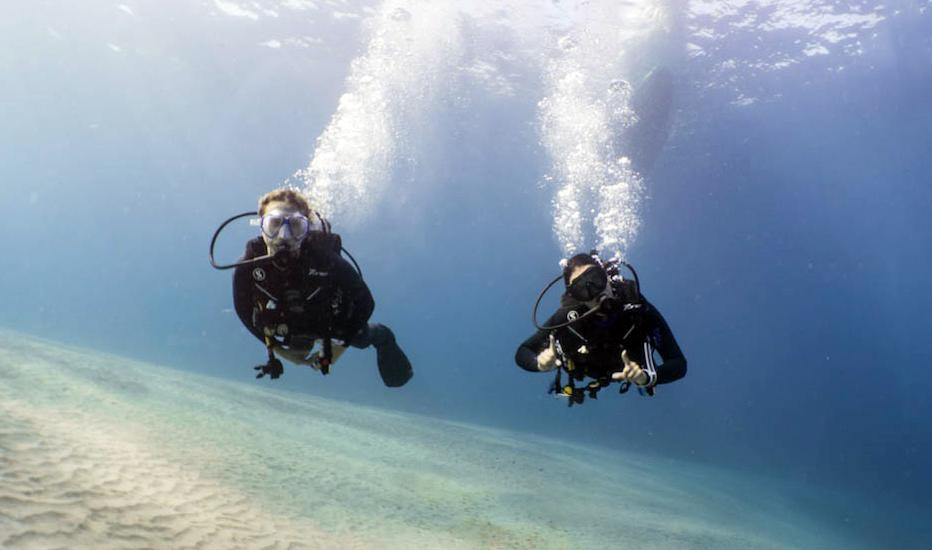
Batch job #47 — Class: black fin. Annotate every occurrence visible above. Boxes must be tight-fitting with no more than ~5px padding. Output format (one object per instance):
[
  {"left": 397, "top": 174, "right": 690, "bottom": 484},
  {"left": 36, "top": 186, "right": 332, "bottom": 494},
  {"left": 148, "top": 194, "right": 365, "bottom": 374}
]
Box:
[{"left": 376, "top": 337, "right": 413, "bottom": 387}]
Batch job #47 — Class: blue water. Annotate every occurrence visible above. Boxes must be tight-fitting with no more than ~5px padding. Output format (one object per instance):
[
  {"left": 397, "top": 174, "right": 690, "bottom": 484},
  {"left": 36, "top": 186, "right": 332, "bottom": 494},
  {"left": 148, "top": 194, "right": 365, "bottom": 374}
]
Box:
[{"left": 2, "top": 1, "right": 931, "bottom": 547}]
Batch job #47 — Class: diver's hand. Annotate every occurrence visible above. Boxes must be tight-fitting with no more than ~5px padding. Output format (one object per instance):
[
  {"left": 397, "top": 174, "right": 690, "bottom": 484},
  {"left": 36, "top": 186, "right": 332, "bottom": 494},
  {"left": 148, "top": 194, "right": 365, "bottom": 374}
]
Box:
[
  {"left": 307, "top": 344, "right": 347, "bottom": 369},
  {"left": 254, "top": 357, "right": 284, "bottom": 380},
  {"left": 536, "top": 345, "right": 558, "bottom": 372},
  {"left": 613, "top": 350, "right": 649, "bottom": 386}
]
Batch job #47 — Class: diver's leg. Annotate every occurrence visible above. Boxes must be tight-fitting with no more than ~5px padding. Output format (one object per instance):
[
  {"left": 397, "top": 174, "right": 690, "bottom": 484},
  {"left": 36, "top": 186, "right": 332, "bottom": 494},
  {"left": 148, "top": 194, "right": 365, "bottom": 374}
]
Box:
[{"left": 348, "top": 324, "right": 413, "bottom": 387}]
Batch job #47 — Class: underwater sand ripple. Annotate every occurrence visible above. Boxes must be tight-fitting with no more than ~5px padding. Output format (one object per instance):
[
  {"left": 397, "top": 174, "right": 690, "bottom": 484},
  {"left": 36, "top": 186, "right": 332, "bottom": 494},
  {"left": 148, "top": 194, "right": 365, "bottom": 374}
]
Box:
[
  {"left": 0, "top": 400, "right": 352, "bottom": 550},
  {"left": 0, "top": 330, "right": 859, "bottom": 549}
]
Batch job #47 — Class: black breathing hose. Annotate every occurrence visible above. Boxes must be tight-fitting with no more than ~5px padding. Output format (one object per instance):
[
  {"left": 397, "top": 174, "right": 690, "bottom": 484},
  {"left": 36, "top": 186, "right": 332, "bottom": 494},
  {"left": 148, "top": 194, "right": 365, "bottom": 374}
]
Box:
[
  {"left": 209, "top": 211, "right": 276, "bottom": 270},
  {"left": 209, "top": 210, "right": 363, "bottom": 279},
  {"left": 531, "top": 259, "right": 642, "bottom": 331}
]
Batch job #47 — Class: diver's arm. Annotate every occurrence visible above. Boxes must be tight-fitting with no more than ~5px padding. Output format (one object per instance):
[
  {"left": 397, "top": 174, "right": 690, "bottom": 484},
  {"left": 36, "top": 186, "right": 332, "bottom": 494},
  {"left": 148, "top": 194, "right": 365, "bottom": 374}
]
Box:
[
  {"left": 331, "top": 253, "right": 375, "bottom": 339},
  {"left": 642, "top": 300, "right": 687, "bottom": 385},
  {"left": 515, "top": 312, "right": 563, "bottom": 372},
  {"left": 232, "top": 248, "right": 266, "bottom": 344},
  {"left": 515, "top": 332, "right": 547, "bottom": 372}
]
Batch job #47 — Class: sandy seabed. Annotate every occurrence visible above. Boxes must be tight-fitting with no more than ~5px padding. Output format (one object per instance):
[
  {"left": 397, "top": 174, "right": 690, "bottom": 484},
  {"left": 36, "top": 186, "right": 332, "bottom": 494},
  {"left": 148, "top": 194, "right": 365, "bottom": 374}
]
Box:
[{"left": 0, "top": 330, "right": 861, "bottom": 549}]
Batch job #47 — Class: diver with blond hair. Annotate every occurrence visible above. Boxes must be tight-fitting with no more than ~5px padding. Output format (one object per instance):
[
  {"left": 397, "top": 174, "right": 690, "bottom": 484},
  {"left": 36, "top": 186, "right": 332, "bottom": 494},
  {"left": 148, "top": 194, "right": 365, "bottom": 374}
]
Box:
[{"left": 212, "top": 188, "right": 413, "bottom": 386}]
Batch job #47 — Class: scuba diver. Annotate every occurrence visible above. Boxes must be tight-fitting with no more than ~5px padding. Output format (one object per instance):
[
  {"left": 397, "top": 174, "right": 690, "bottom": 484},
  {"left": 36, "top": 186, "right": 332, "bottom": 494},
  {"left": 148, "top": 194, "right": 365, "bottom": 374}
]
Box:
[
  {"left": 516, "top": 252, "right": 686, "bottom": 406},
  {"left": 211, "top": 187, "right": 413, "bottom": 387}
]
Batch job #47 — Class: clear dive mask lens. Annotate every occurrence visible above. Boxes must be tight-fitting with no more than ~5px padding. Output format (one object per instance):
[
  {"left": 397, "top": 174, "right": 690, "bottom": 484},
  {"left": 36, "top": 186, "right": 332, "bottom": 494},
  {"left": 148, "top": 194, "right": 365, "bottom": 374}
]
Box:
[
  {"left": 568, "top": 268, "right": 609, "bottom": 302},
  {"left": 259, "top": 212, "right": 310, "bottom": 240}
]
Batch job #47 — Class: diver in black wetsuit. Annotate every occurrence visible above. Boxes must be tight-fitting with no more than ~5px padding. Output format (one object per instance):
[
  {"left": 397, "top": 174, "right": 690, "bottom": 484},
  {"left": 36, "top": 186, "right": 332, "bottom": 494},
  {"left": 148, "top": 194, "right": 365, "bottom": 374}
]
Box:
[
  {"left": 516, "top": 253, "right": 685, "bottom": 404},
  {"left": 230, "top": 188, "right": 413, "bottom": 387}
]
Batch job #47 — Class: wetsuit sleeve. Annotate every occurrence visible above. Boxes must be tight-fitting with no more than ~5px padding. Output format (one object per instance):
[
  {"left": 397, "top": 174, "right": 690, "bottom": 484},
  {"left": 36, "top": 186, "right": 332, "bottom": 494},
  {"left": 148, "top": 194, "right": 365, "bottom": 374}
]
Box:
[
  {"left": 642, "top": 299, "right": 687, "bottom": 385},
  {"left": 514, "top": 312, "right": 564, "bottom": 372},
  {"left": 232, "top": 242, "right": 266, "bottom": 344},
  {"left": 330, "top": 254, "right": 374, "bottom": 340}
]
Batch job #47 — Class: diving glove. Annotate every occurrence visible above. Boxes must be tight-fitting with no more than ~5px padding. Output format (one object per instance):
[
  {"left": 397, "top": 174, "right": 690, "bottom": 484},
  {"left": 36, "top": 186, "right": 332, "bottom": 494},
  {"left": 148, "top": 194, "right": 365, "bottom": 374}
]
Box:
[{"left": 254, "top": 357, "right": 284, "bottom": 379}]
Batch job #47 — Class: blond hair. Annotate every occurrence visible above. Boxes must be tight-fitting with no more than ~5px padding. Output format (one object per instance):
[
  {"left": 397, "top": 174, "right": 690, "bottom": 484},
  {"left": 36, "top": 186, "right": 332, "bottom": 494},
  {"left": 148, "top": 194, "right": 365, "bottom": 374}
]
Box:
[{"left": 258, "top": 187, "right": 312, "bottom": 217}]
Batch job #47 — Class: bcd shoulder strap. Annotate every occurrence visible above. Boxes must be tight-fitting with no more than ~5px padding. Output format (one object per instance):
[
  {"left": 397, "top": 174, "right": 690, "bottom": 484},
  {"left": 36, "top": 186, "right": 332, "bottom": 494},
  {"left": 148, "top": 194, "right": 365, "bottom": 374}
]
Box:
[{"left": 303, "top": 231, "right": 342, "bottom": 256}]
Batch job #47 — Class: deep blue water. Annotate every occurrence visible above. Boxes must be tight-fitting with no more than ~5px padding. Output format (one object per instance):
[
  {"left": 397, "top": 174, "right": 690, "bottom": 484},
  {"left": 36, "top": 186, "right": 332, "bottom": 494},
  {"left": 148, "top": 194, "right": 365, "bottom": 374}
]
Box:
[{"left": 2, "top": 1, "right": 931, "bottom": 546}]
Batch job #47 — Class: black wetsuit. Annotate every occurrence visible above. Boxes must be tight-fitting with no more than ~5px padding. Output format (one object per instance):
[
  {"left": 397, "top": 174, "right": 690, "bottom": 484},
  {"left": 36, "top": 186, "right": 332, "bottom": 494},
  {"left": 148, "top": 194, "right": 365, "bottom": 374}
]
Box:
[
  {"left": 515, "top": 294, "right": 686, "bottom": 387},
  {"left": 233, "top": 236, "right": 374, "bottom": 344},
  {"left": 232, "top": 235, "right": 412, "bottom": 386}
]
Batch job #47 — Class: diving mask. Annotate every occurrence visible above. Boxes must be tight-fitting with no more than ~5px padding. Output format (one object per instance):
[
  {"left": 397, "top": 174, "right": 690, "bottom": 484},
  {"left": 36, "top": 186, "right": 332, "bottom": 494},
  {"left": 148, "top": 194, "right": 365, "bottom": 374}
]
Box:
[
  {"left": 567, "top": 267, "right": 609, "bottom": 303},
  {"left": 259, "top": 211, "right": 311, "bottom": 241}
]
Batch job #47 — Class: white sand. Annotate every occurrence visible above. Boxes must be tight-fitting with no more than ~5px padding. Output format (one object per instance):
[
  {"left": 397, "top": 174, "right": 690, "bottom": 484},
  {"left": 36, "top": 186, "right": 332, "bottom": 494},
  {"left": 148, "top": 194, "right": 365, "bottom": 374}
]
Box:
[{"left": 0, "top": 330, "right": 860, "bottom": 549}]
